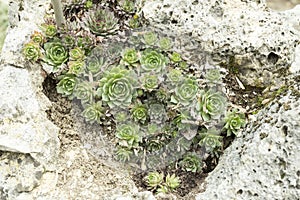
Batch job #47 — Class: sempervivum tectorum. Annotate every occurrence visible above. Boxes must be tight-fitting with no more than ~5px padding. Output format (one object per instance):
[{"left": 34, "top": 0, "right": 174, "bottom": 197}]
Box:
[{"left": 84, "top": 7, "right": 119, "bottom": 36}]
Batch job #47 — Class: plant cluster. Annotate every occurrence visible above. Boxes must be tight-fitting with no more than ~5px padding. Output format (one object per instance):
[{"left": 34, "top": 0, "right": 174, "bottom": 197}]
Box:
[
  {"left": 23, "top": 26, "right": 242, "bottom": 170},
  {"left": 144, "top": 172, "right": 180, "bottom": 194},
  {"left": 22, "top": 0, "right": 247, "bottom": 195}
]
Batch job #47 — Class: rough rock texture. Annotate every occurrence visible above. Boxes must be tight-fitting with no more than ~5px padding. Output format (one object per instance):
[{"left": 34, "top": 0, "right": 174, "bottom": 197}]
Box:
[
  {"left": 0, "top": 66, "right": 59, "bottom": 168},
  {"left": 0, "top": 0, "right": 60, "bottom": 197},
  {"left": 196, "top": 77, "right": 300, "bottom": 200},
  {"left": 142, "top": 0, "right": 300, "bottom": 88}
]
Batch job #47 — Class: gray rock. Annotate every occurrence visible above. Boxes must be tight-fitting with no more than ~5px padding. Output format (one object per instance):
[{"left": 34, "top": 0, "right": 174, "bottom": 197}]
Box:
[
  {"left": 1, "top": 0, "right": 50, "bottom": 67},
  {"left": 0, "top": 65, "right": 59, "bottom": 170},
  {"left": 196, "top": 78, "right": 300, "bottom": 199},
  {"left": 142, "top": 0, "right": 300, "bottom": 87},
  {"left": 0, "top": 1, "right": 59, "bottom": 199},
  {"left": 0, "top": 152, "right": 45, "bottom": 199}
]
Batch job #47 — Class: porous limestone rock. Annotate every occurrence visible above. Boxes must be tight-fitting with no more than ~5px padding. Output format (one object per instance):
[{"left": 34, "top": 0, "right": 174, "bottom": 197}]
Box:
[
  {"left": 0, "top": 1, "right": 152, "bottom": 199},
  {"left": 0, "top": 0, "right": 59, "bottom": 199},
  {"left": 1, "top": 0, "right": 50, "bottom": 67},
  {"left": 142, "top": 0, "right": 300, "bottom": 87},
  {"left": 196, "top": 76, "right": 300, "bottom": 200}
]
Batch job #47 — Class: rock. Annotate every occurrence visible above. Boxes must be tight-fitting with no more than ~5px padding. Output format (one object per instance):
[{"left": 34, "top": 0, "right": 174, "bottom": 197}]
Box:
[
  {"left": 0, "top": 1, "right": 59, "bottom": 199},
  {"left": 196, "top": 77, "right": 300, "bottom": 199},
  {"left": 0, "top": 152, "right": 45, "bottom": 198},
  {"left": 0, "top": 65, "right": 59, "bottom": 170},
  {"left": 0, "top": 0, "right": 50, "bottom": 67},
  {"left": 142, "top": 0, "right": 300, "bottom": 87}
]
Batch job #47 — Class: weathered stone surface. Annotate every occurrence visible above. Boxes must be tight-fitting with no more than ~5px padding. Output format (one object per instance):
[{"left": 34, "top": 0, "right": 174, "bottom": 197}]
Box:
[
  {"left": 0, "top": 152, "right": 45, "bottom": 199},
  {"left": 0, "top": 0, "right": 8, "bottom": 51},
  {"left": 0, "top": 1, "right": 59, "bottom": 199},
  {"left": 0, "top": 0, "right": 50, "bottom": 67},
  {"left": 142, "top": 0, "right": 300, "bottom": 87},
  {"left": 196, "top": 78, "right": 300, "bottom": 199},
  {"left": 0, "top": 65, "right": 59, "bottom": 170}
]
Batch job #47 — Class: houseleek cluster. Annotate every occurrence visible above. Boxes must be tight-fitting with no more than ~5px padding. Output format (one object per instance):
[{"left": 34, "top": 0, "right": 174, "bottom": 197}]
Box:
[{"left": 23, "top": 19, "right": 247, "bottom": 191}]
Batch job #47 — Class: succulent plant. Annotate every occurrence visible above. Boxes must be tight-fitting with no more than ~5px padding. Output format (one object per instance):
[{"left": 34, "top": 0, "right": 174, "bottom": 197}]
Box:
[
  {"left": 105, "top": 41, "right": 125, "bottom": 60},
  {"left": 178, "top": 61, "right": 188, "bottom": 70},
  {"left": 198, "top": 128, "right": 223, "bottom": 153},
  {"left": 62, "top": 34, "right": 75, "bottom": 49},
  {"left": 73, "top": 81, "right": 94, "bottom": 104},
  {"left": 43, "top": 41, "right": 69, "bottom": 66},
  {"left": 97, "top": 67, "right": 137, "bottom": 108},
  {"left": 131, "top": 104, "right": 148, "bottom": 124},
  {"left": 85, "top": 55, "right": 106, "bottom": 75},
  {"left": 171, "top": 78, "right": 198, "bottom": 106},
  {"left": 147, "top": 123, "right": 160, "bottom": 134},
  {"left": 30, "top": 31, "right": 45, "bottom": 45},
  {"left": 142, "top": 31, "right": 158, "bottom": 46},
  {"left": 140, "top": 49, "right": 168, "bottom": 74},
  {"left": 141, "top": 74, "right": 159, "bottom": 91},
  {"left": 69, "top": 47, "right": 85, "bottom": 61},
  {"left": 223, "top": 109, "right": 246, "bottom": 136},
  {"left": 204, "top": 69, "right": 222, "bottom": 84},
  {"left": 119, "top": 0, "right": 135, "bottom": 13},
  {"left": 170, "top": 52, "right": 182, "bottom": 63},
  {"left": 85, "top": 0, "right": 93, "bottom": 9},
  {"left": 115, "top": 147, "right": 133, "bottom": 162},
  {"left": 121, "top": 48, "right": 139, "bottom": 66},
  {"left": 114, "top": 111, "right": 129, "bottom": 123},
  {"left": 41, "top": 23, "right": 57, "bottom": 38},
  {"left": 196, "top": 89, "right": 227, "bottom": 121},
  {"left": 116, "top": 123, "right": 140, "bottom": 148},
  {"left": 165, "top": 174, "right": 180, "bottom": 191},
  {"left": 159, "top": 37, "right": 172, "bottom": 51},
  {"left": 156, "top": 185, "right": 169, "bottom": 194},
  {"left": 56, "top": 74, "right": 77, "bottom": 97},
  {"left": 22, "top": 42, "right": 41, "bottom": 61},
  {"left": 128, "top": 14, "right": 140, "bottom": 29},
  {"left": 81, "top": 101, "right": 105, "bottom": 124},
  {"left": 179, "top": 153, "right": 203, "bottom": 173},
  {"left": 76, "top": 33, "right": 96, "bottom": 54},
  {"left": 85, "top": 8, "right": 119, "bottom": 36},
  {"left": 145, "top": 171, "right": 164, "bottom": 189},
  {"left": 68, "top": 60, "right": 85, "bottom": 75},
  {"left": 146, "top": 138, "right": 165, "bottom": 152},
  {"left": 155, "top": 88, "right": 169, "bottom": 102},
  {"left": 149, "top": 103, "right": 167, "bottom": 124},
  {"left": 166, "top": 69, "right": 183, "bottom": 85}
]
